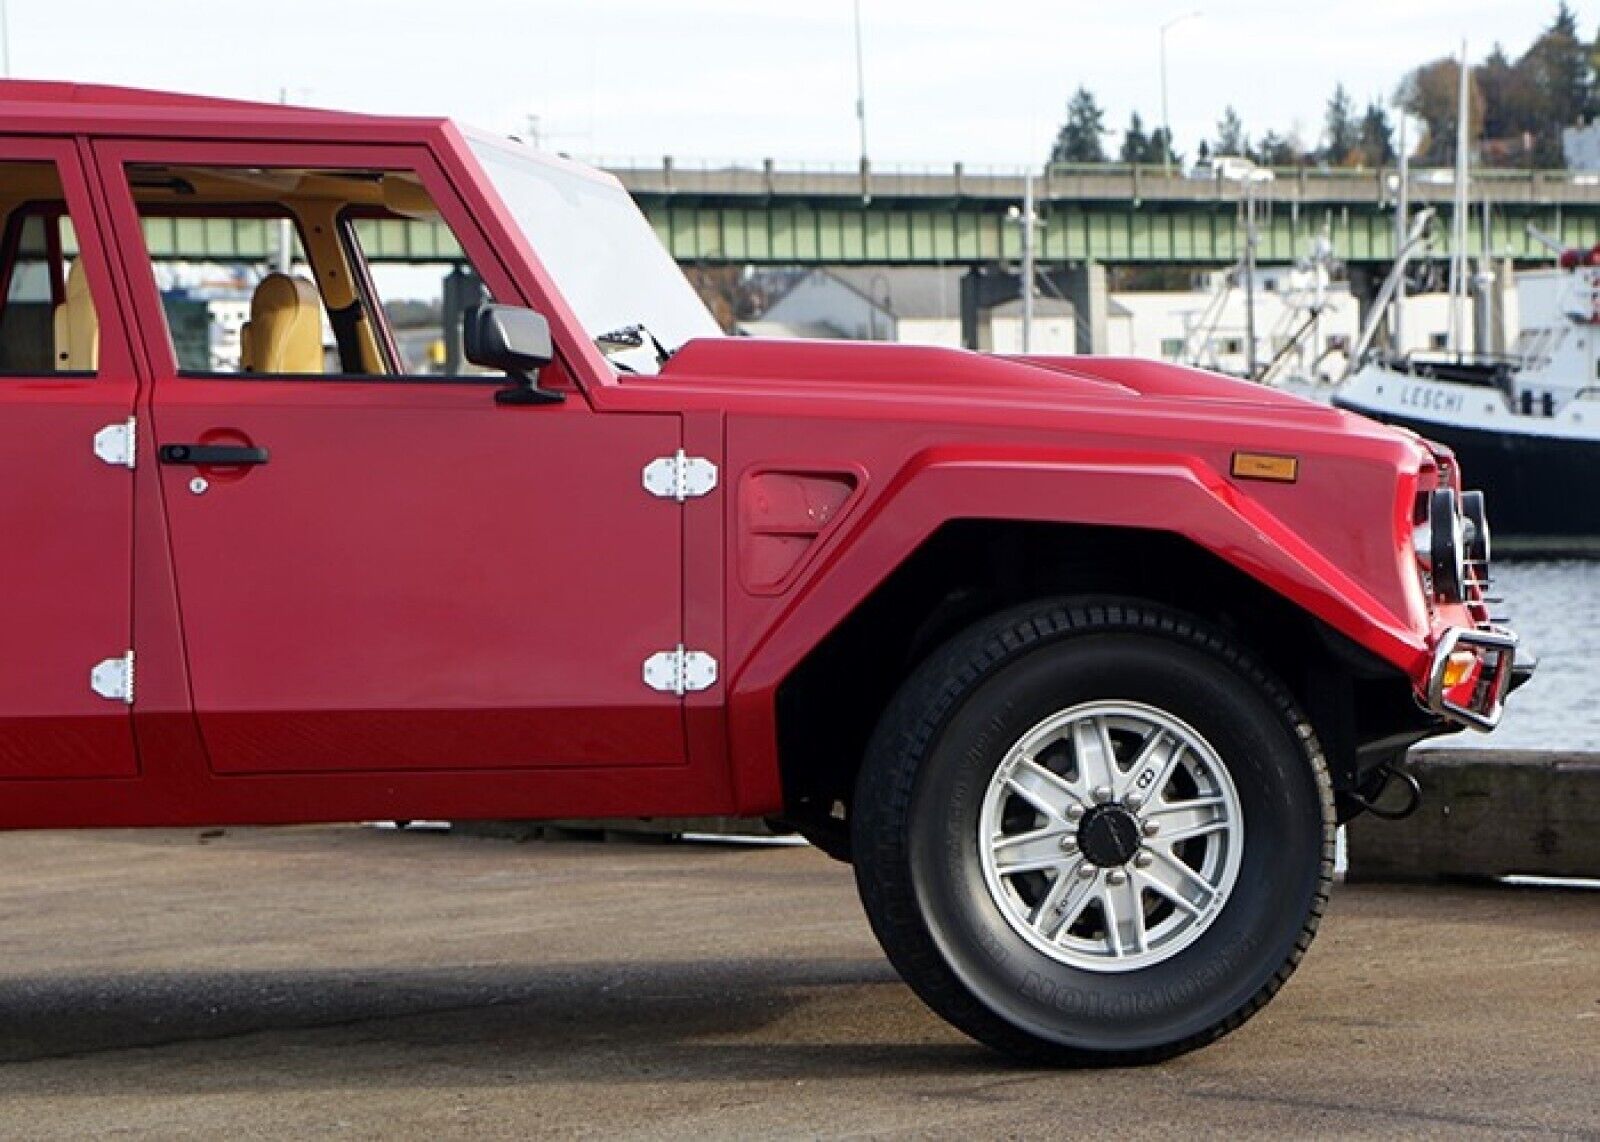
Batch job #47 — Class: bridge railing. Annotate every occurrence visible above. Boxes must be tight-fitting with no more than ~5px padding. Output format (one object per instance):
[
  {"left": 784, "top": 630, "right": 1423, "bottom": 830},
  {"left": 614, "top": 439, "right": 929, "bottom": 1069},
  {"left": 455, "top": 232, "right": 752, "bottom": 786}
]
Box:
[{"left": 596, "top": 156, "right": 1600, "bottom": 207}]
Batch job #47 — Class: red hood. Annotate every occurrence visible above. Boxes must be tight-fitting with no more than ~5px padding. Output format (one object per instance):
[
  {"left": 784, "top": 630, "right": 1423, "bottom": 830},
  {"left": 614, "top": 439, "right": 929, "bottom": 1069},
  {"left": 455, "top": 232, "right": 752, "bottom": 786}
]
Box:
[
  {"left": 660, "top": 338, "right": 1338, "bottom": 419},
  {"left": 663, "top": 337, "right": 1134, "bottom": 400}
]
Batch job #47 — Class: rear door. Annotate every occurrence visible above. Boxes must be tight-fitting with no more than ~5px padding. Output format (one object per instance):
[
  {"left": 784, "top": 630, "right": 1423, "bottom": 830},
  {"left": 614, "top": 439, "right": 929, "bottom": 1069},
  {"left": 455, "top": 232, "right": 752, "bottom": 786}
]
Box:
[
  {"left": 0, "top": 138, "right": 137, "bottom": 778},
  {"left": 95, "top": 139, "right": 688, "bottom": 775}
]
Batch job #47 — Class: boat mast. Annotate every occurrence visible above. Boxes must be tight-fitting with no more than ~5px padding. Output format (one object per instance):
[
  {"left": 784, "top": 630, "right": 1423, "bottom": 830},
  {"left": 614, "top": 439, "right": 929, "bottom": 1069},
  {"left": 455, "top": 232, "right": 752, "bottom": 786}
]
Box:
[
  {"left": 1393, "top": 115, "right": 1409, "bottom": 352},
  {"left": 1446, "top": 40, "right": 1470, "bottom": 357}
]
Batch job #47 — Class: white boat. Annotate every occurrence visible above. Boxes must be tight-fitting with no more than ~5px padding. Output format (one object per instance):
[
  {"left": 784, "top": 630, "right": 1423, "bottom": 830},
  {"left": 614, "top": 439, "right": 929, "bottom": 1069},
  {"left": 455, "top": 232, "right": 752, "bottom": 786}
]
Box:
[{"left": 1331, "top": 44, "right": 1600, "bottom": 544}]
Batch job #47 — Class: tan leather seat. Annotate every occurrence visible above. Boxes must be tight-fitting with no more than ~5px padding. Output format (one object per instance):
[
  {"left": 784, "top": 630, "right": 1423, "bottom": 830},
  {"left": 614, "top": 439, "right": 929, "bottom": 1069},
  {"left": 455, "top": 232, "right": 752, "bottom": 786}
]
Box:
[
  {"left": 52, "top": 259, "right": 99, "bottom": 372},
  {"left": 243, "top": 273, "right": 324, "bottom": 374}
]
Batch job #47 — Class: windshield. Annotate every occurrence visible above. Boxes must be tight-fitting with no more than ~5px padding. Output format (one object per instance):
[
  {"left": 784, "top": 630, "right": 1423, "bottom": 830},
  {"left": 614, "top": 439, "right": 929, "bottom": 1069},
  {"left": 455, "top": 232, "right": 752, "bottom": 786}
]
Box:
[{"left": 467, "top": 135, "right": 721, "bottom": 374}]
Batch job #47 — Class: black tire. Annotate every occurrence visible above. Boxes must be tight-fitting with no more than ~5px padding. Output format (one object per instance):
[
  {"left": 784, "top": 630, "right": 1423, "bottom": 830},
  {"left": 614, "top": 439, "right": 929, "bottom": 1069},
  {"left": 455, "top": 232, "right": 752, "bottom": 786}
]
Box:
[{"left": 852, "top": 598, "right": 1334, "bottom": 1066}]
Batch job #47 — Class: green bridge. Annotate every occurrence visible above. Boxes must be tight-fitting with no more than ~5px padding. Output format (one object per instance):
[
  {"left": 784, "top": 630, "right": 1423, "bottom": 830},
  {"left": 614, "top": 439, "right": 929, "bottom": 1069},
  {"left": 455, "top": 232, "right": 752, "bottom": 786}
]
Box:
[{"left": 616, "top": 160, "right": 1600, "bottom": 268}]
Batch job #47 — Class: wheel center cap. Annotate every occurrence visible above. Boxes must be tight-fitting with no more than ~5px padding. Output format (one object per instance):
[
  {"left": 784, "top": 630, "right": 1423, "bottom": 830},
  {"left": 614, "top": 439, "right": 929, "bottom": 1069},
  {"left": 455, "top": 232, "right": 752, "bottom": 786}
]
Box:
[{"left": 1077, "top": 804, "right": 1142, "bottom": 867}]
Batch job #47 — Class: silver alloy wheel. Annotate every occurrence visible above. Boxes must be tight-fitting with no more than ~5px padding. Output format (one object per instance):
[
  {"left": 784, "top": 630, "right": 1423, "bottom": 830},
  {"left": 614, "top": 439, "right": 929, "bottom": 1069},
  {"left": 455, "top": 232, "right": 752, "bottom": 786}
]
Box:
[{"left": 977, "top": 700, "right": 1245, "bottom": 973}]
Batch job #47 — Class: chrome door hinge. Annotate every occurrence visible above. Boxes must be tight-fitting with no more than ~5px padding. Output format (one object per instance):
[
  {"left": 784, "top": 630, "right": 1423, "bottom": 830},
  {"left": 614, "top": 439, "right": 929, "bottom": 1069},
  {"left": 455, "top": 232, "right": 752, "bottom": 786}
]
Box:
[
  {"left": 642, "top": 449, "right": 717, "bottom": 502},
  {"left": 642, "top": 645, "right": 718, "bottom": 695},
  {"left": 90, "top": 651, "right": 135, "bottom": 704},
  {"left": 94, "top": 418, "right": 137, "bottom": 469}
]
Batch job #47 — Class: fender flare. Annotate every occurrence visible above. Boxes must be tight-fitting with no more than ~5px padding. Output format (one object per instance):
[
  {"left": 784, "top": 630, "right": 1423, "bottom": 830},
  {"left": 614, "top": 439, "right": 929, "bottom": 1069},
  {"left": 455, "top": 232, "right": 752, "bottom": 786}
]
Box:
[{"left": 725, "top": 445, "right": 1427, "bottom": 813}]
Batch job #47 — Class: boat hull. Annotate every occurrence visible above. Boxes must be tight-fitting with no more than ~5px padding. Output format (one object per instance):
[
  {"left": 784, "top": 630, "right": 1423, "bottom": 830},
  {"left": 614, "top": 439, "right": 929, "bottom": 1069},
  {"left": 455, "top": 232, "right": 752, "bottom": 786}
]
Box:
[{"left": 1336, "top": 396, "right": 1600, "bottom": 543}]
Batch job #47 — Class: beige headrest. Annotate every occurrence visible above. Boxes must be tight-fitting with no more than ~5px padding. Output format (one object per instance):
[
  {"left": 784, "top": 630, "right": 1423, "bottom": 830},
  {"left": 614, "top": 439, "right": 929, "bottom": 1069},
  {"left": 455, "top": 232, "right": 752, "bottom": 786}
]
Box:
[
  {"left": 247, "top": 273, "right": 324, "bottom": 375},
  {"left": 53, "top": 259, "right": 99, "bottom": 372}
]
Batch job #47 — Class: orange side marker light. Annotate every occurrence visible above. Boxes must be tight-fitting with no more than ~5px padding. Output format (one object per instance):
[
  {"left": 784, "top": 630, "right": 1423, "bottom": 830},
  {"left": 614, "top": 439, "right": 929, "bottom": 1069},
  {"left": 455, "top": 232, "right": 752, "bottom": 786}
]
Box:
[{"left": 1230, "top": 452, "right": 1299, "bottom": 483}]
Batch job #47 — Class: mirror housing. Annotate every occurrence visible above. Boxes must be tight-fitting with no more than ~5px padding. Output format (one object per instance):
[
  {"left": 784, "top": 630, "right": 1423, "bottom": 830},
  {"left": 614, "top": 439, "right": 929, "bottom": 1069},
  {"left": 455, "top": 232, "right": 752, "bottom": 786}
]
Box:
[{"left": 463, "top": 304, "right": 564, "bottom": 405}]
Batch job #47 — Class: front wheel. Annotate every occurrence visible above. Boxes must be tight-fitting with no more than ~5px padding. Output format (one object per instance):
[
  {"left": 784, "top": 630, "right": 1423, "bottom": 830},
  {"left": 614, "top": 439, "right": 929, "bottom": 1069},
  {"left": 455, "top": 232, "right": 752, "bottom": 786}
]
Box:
[{"left": 852, "top": 599, "right": 1333, "bottom": 1065}]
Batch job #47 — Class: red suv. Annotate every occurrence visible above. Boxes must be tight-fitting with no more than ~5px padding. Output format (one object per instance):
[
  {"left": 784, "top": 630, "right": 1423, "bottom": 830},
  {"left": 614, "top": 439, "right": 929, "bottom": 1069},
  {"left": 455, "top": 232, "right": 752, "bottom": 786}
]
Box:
[{"left": 0, "top": 82, "right": 1526, "bottom": 1065}]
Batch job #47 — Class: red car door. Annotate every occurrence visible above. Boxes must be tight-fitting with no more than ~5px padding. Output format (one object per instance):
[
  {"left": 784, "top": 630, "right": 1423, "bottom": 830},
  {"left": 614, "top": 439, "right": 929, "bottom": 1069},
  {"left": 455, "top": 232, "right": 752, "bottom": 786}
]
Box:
[
  {"left": 0, "top": 139, "right": 138, "bottom": 779},
  {"left": 96, "top": 139, "right": 689, "bottom": 776}
]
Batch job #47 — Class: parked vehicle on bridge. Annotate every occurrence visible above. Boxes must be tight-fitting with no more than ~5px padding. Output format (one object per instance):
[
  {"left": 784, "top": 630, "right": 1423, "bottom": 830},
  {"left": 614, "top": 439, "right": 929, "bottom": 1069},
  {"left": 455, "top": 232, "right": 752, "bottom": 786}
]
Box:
[{"left": 0, "top": 81, "right": 1528, "bottom": 1065}]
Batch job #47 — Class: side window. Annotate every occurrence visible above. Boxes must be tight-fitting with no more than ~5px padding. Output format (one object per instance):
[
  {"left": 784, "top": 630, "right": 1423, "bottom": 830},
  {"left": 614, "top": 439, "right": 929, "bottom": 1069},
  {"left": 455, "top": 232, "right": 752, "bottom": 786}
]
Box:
[
  {"left": 124, "top": 163, "right": 499, "bottom": 380},
  {"left": 0, "top": 161, "right": 98, "bottom": 376},
  {"left": 346, "top": 216, "right": 492, "bottom": 376}
]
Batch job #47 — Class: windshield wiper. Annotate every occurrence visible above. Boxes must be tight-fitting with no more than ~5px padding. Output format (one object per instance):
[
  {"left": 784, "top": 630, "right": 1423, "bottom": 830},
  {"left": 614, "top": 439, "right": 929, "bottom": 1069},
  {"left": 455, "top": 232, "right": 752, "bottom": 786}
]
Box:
[{"left": 597, "top": 323, "right": 673, "bottom": 366}]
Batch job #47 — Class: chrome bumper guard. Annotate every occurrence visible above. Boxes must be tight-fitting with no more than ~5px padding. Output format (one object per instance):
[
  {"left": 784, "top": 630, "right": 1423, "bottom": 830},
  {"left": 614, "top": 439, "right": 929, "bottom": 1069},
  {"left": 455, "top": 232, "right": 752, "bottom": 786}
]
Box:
[{"left": 1425, "top": 626, "right": 1522, "bottom": 732}]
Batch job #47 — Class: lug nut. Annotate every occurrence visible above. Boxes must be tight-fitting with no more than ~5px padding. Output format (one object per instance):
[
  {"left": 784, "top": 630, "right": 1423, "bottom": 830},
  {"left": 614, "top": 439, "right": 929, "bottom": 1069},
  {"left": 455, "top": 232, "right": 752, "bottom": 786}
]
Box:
[
  {"left": 1078, "top": 864, "right": 1097, "bottom": 880},
  {"left": 1134, "top": 851, "right": 1154, "bottom": 869},
  {"left": 1066, "top": 803, "right": 1086, "bottom": 822},
  {"left": 1107, "top": 869, "right": 1128, "bottom": 886},
  {"left": 1091, "top": 786, "right": 1113, "bottom": 804},
  {"left": 1125, "top": 793, "right": 1145, "bottom": 812},
  {"left": 1058, "top": 835, "right": 1078, "bottom": 851},
  {"left": 1141, "top": 820, "right": 1161, "bottom": 837}
]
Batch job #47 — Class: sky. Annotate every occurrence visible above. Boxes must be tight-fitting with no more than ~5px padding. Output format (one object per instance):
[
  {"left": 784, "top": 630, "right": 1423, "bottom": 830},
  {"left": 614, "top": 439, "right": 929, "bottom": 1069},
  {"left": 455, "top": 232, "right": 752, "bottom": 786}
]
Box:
[{"left": 3, "top": 1, "right": 1596, "bottom": 169}]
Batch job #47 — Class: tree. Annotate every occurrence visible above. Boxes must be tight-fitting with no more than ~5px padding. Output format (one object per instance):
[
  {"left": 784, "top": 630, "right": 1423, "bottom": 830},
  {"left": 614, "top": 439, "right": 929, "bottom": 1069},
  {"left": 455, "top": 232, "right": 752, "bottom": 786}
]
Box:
[
  {"left": 1522, "top": 2, "right": 1591, "bottom": 126},
  {"left": 1120, "top": 111, "right": 1151, "bottom": 163},
  {"left": 1050, "top": 87, "right": 1109, "bottom": 163},
  {"left": 1357, "top": 101, "right": 1397, "bottom": 166},
  {"left": 1477, "top": 43, "right": 1542, "bottom": 144},
  {"left": 1518, "top": 2, "right": 1593, "bottom": 163},
  {"left": 1398, "top": 56, "right": 1485, "bottom": 165},
  {"left": 1214, "top": 106, "right": 1247, "bottom": 156},
  {"left": 1147, "top": 125, "right": 1181, "bottom": 169},
  {"left": 1252, "top": 130, "right": 1300, "bottom": 167},
  {"left": 1322, "top": 84, "right": 1360, "bottom": 163}
]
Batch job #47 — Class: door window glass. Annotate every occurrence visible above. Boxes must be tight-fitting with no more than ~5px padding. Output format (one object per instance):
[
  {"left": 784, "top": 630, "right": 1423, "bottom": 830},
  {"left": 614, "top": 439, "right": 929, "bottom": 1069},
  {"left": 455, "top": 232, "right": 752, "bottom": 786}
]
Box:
[
  {"left": 124, "top": 164, "right": 498, "bottom": 380},
  {"left": 0, "top": 161, "right": 98, "bottom": 375},
  {"left": 346, "top": 217, "right": 493, "bottom": 375}
]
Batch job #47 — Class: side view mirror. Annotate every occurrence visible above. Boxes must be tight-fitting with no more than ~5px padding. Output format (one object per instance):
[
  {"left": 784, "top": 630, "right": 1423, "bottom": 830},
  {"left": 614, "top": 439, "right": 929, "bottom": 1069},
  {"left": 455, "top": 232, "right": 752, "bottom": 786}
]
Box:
[{"left": 463, "top": 304, "right": 564, "bottom": 406}]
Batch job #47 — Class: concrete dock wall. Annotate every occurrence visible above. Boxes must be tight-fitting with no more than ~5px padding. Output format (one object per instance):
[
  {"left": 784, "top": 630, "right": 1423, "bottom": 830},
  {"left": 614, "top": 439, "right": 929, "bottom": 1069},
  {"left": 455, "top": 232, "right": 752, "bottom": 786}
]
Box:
[{"left": 1346, "top": 750, "right": 1600, "bottom": 882}]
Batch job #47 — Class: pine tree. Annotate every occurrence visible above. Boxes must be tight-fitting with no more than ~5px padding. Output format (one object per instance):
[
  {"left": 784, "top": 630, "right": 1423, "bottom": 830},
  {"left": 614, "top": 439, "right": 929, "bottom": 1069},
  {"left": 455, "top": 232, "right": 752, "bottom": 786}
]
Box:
[
  {"left": 1252, "top": 130, "right": 1299, "bottom": 167},
  {"left": 1519, "top": 4, "right": 1592, "bottom": 163},
  {"left": 1322, "top": 84, "right": 1360, "bottom": 163},
  {"left": 1050, "top": 87, "right": 1109, "bottom": 164},
  {"left": 1147, "top": 126, "right": 1180, "bottom": 168},
  {"left": 1358, "top": 101, "right": 1397, "bottom": 166},
  {"left": 1214, "top": 106, "right": 1247, "bottom": 156},
  {"left": 1120, "top": 111, "right": 1151, "bottom": 163}
]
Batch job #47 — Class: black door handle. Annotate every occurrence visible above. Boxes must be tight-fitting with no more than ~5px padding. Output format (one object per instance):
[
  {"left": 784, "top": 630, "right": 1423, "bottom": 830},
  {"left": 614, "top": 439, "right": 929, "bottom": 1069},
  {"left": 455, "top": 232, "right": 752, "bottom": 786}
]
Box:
[{"left": 159, "top": 443, "right": 270, "bottom": 466}]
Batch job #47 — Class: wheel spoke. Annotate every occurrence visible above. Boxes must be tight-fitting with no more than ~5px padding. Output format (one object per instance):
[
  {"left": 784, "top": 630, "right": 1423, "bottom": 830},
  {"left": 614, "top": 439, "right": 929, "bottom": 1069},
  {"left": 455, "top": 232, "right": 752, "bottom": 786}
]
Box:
[
  {"left": 992, "top": 827, "right": 1073, "bottom": 875},
  {"left": 1033, "top": 862, "right": 1098, "bottom": 940},
  {"left": 1159, "top": 814, "right": 1229, "bottom": 845},
  {"left": 1120, "top": 730, "right": 1183, "bottom": 802},
  {"left": 1070, "top": 716, "right": 1119, "bottom": 793},
  {"left": 1142, "top": 848, "right": 1219, "bottom": 916},
  {"left": 1147, "top": 795, "right": 1229, "bottom": 842},
  {"left": 1005, "top": 757, "right": 1081, "bottom": 821},
  {"left": 1098, "top": 876, "right": 1149, "bottom": 958}
]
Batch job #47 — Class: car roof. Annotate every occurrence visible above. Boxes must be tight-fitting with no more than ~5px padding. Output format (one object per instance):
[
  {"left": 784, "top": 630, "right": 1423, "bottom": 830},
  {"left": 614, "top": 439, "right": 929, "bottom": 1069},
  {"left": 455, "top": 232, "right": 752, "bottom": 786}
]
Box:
[{"left": 0, "top": 79, "right": 445, "bottom": 139}]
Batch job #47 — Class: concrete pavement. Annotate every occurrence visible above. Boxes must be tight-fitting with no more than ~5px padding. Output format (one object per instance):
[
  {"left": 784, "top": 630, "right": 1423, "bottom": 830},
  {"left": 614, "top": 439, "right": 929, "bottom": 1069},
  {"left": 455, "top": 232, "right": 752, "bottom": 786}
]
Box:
[{"left": 0, "top": 826, "right": 1595, "bottom": 1139}]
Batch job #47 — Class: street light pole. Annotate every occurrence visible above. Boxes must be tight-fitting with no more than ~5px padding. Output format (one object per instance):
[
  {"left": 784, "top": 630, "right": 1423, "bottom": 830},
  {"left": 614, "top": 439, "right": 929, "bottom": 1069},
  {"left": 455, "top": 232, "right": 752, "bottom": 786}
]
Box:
[
  {"left": 853, "top": 0, "right": 868, "bottom": 166},
  {"left": 1159, "top": 11, "right": 1201, "bottom": 176},
  {"left": 1243, "top": 175, "right": 1258, "bottom": 379},
  {"left": 1, "top": 0, "right": 12, "bottom": 78},
  {"left": 1021, "top": 171, "right": 1035, "bottom": 351}
]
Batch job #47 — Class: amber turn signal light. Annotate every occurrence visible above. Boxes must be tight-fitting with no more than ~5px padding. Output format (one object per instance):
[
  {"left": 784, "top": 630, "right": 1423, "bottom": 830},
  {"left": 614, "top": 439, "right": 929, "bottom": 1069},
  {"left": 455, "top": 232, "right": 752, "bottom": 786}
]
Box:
[
  {"left": 1230, "top": 452, "right": 1299, "bottom": 483},
  {"left": 1440, "top": 649, "right": 1477, "bottom": 689}
]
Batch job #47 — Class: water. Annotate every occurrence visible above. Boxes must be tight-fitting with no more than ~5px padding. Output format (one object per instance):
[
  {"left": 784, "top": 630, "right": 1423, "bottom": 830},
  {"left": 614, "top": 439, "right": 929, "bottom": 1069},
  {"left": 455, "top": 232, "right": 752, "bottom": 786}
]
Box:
[{"left": 1418, "top": 559, "right": 1600, "bottom": 752}]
